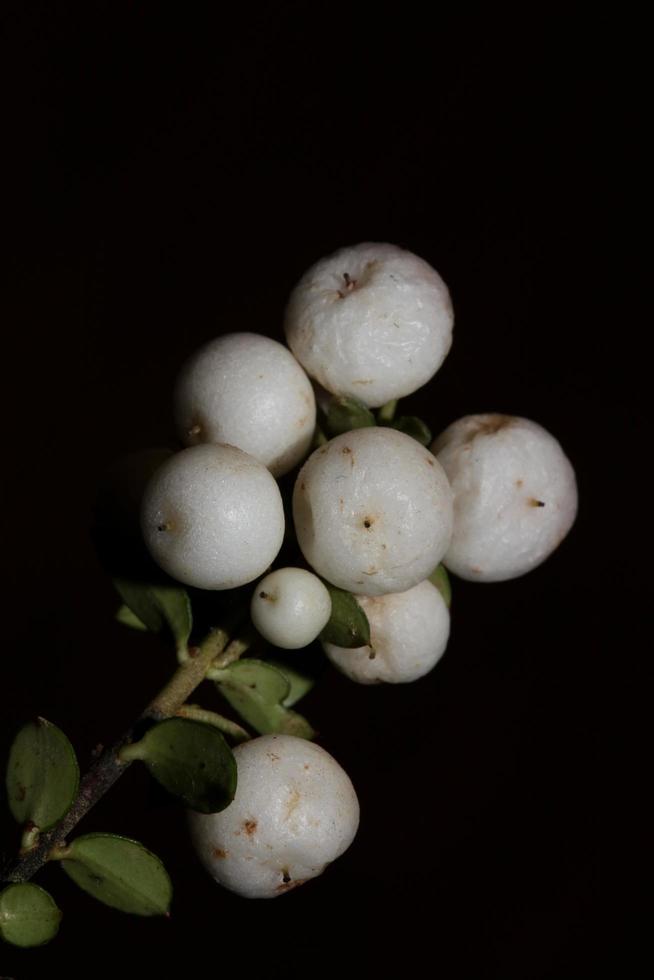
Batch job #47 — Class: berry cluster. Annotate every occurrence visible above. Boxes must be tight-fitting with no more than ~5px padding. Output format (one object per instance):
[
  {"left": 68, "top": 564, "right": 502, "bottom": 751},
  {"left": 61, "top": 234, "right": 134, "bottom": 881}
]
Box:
[
  {"left": 141, "top": 241, "right": 578, "bottom": 898},
  {"left": 0, "top": 242, "right": 578, "bottom": 948}
]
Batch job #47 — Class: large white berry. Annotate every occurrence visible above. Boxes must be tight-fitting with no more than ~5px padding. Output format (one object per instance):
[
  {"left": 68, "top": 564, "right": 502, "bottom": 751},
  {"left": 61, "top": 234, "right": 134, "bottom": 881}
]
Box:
[
  {"left": 251, "top": 567, "right": 332, "bottom": 649},
  {"left": 284, "top": 242, "right": 454, "bottom": 407},
  {"left": 293, "top": 427, "right": 453, "bottom": 596},
  {"left": 173, "top": 333, "right": 316, "bottom": 477},
  {"left": 188, "top": 734, "right": 360, "bottom": 899},
  {"left": 141, "top": 444, "right": 285, "bottom": 590},
  {"left": 323, "top": 580, "right": 450, "bottom": 684},
  {"left": 432, "top": 414, "right": 578, "bottom": 582}
]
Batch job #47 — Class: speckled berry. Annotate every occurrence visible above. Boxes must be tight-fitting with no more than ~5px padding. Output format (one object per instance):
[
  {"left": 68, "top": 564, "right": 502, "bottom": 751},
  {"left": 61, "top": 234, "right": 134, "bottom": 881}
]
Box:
[
  {"left": 174, "top": 333, "right": 316, "bottom": 477},
  {"left": 284, "top": 242, "right": 453, "bottom": 407},
  {"left": 141, "top": 443, "right": 285, "bottom": 590},
  {"left": 251, "top": 567, "right": 332, "bottom": 649},
  {"left": 432, "top": 414, "right": 578, "bottom": 582},
  {"left": 323, "top": 580, "right": 450, "bottom": 683},
  {"left": 188, "top": 734, "right": 359, "bottom": 899},
  {"left": 293, "top": 427, "right": 453, "bottom": 596}
]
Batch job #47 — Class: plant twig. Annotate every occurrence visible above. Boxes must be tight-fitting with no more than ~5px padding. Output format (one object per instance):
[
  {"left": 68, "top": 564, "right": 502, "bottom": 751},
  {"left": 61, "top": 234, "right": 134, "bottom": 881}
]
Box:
[
  {"left": 1, "top": 629, "right": 228, "bottom": 885},
  {"left": 176, "top": 704, "right": 250, "bottom": 743}
]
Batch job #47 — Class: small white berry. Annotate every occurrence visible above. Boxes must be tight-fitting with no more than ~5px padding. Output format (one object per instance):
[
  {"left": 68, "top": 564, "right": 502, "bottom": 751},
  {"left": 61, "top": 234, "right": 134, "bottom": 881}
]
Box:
[
  {"left": 141, "top": 444, "right": 285, "bottom": 590},
  {"left": 251, "top": 567, "right": 332, "bottom": 649},
  {"left": 284, "top": 242, "right": 454, "bottom": 407},
  {"left": 432, "top": 414, "right": 578, "bottom": 582},
  {"left": 293, "top": 427, "right": 453, "bottom": 596},
  {"left": 173, "top": 333, "right": 316, "bottom": 477},
  {"left": 323, "top": 580, "right": 450, "bottom": 684},
  {"left": 188, "top": 734, "right": 360, "bottom": 899}
]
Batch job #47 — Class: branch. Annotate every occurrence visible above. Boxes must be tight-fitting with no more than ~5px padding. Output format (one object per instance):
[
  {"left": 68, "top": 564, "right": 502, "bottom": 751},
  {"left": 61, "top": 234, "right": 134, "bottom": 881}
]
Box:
[{"left": 1, "top": 629, "right": 228, "bottom": 884}]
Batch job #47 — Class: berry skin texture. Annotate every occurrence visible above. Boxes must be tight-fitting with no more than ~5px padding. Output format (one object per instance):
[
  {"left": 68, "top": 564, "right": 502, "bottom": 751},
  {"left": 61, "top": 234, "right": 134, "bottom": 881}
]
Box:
[
  {"left": 293, "top": 427, "right": 453, "bottom": 596},
  {"left": 141, "top": 443, "right": 285, "bottom": 590},
  {"left": 188, "top": 734, "right": 360, "bottom": 899},
  {"left": 323, "top": 580, "right": 450, "bottom": 684},
  {"left": 284, "top": 242, "right": 454, "bottom": 408},
  {"left": 251, "top": 567, "right": 332, "bottom": 649},
  {"left": 432, "top": 414, "right": 578, "bottom": 582},
  {"left": 173, "top": 333, "right": 316, "bottom": 477}
]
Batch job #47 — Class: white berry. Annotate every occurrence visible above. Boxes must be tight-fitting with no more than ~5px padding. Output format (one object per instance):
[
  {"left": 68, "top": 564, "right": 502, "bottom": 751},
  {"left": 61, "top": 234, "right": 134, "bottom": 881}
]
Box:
[
  {"left": 188, "top": 734, "right": 360, "bottom": 899},
  {"left": 293, "top": 427, "right": 453, "bottom": 596},
  {"left": 173, "top": 333, "right": 316, "bottom": 477},
  {"left": 324, "top": 580, "right": 450, "bottom": 684},
  {"left": 432, "top": 414, "right": 578, "bottom": 582},
  {"left": 284, "top": 242, "right": 454, "bottom": 407},
  {"left": 141, "top": 444, "right": 284, "bottom": 590},
  {"left": 251, "top": 567, "right": 332, "bottom": 649}
]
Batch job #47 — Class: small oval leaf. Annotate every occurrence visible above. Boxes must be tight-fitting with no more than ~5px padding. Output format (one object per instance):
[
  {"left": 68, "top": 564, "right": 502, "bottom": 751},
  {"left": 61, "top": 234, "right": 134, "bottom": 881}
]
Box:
[
  {"left": 220, "top": 659, "right": 291, "bottom": 704},
  {"left": 325, "top": 396, "right": 376, "bottom": 436},
  {"left": 0, "top": 883, "right": 62, "bottom": 948},
  {"left": 6, "top": 718, "right": 79, "bottom": 831},
  {"left": 320, "top": 585, "right": 371, "bottom": 648},
  {"left": 216, "top": 660, "right": 315, "bottom": 739},
  {"left": 129, "top": 719, "right": 237, "bottom": 814},
  {"left": 114, "top": 579, "right": 192, "bottom": 653},
  {"left": 57, "top": 834, "right": 172, "bottom": 916},
  {"left": 387, "top": 415, "right": 432, "bottom": 446},
  {"left": 428, "top": 564, "right": 452, "bottom": 607}
]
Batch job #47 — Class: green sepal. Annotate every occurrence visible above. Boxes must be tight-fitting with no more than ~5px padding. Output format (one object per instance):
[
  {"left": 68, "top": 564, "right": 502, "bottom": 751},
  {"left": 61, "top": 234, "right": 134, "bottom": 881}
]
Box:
[
  {"left": 311, "top": 425, "right": 328, "bottom": 449},
  {"left": 325, "top": 396, "right": 375, "bottom": 436},
  {"left": 124, "top": 718, "right": 237, "bottom": 814},
  {"left": 384, "top": 415, "right": 432, "bottom": 446},
  {"left": 216, "top": 660, "right": 315, "bottom": 739},
  {"left": 266, "top": 659, "right": 316, "bottom": 707},
  {"left": 115, "top": 604, "right": 148, "bottom": 630},
  {"left": 114, "top": 579, "right": 192, "bottom": 654},
  {"left": 6, "top": 718, "right": 79, "bottom": 832},
  {"left": 320, "top": 584, "right": 371, "bottom": 648},
  {"left": 428, "top": 564, "right": 452, "bottom": 607},
  {"left": 56, "top": 833, "right": 172, "bottom": 916},
  {"left": 0, "top": 883, "right": 62, "bottom": 948}
]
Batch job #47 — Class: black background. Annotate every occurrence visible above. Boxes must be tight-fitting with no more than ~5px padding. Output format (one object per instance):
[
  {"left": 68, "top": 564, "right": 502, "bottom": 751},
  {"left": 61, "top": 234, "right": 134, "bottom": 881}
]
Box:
[{"left": 1, "top": 4, "right": 631, "bottom": 977}]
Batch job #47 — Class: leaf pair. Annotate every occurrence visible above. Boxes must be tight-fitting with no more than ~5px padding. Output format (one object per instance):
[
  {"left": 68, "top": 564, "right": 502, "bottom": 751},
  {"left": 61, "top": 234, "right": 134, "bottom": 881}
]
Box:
[
  {"left": 1, "top": 832, "right": 174, "bottom": 946},
  {"left": 323, "top": 395, "right": 432, "bottom": 447},
  {"left": 215, "top": 660, "right": 315, "bottom": 739}
]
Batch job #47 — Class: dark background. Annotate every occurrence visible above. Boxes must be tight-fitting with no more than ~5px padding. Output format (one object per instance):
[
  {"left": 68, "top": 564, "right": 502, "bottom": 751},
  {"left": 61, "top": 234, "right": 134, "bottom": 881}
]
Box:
[{"left": 1, "top": 4, "right": 630, "bottom": 977}]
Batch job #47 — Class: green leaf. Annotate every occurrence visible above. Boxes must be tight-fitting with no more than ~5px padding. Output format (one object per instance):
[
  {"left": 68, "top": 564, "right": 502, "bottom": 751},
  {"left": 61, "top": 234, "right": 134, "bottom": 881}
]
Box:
[
  {"left": 386, "top": 415, "right": 432, "bottom": 446},
  {"left": 0, "top": 883, "right": 62, "bottom": 948},
  {"left": 266, "top": 659, "right": 316, "bottom": 707},
  {"left": 6, "top": 718, "right": 79, "bottom": 832},
  {"left": 325, "top": 395, "right": 375, "bottom": 436},
  {"left": 320, "top": 585, "right": 371, "bottom": 648},
  {"left": 124, "top": 719, "right": 237, "bottom": 814},
  {"left": 114, "top": 579, "right": 192, "bottom": 654},
  {"left": 428, "top": 564, "right": 452, "bottom": 607},
  {"left": 216, "top": 660, "right": 315, "bottom": 739},
  {"left": 116, "top": 603, "right": 148, "bottom": 630},
  {"left": 57, "top": 834, "right": 172, "bottom": 916}
]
